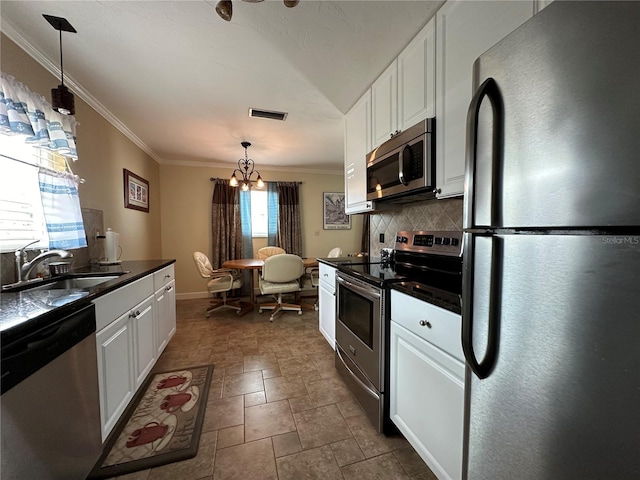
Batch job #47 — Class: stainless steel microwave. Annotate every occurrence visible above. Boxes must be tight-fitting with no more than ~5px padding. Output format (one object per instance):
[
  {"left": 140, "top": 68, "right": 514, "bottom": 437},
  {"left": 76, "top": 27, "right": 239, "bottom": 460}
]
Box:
[{"left": 366, "top": 118, "right": 435, "bottom": 202}]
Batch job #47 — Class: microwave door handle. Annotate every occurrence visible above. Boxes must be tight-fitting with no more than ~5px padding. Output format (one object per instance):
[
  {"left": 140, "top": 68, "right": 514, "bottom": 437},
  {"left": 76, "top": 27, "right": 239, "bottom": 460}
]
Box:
[{"left": 398, "top": 144, "right": 412, "bottom": 186}]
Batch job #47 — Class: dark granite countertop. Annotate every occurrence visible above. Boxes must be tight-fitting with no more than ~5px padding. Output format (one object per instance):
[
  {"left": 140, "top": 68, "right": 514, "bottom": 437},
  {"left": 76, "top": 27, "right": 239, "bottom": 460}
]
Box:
[
  {"left": 316, "top": 256, "right": 369, "bottom": 267},
  {"left": 390, "top": 281, "right": 462, "bottom": 315},
  {"left": 0, "top": 259, "right": 175, "bottom": 340}
]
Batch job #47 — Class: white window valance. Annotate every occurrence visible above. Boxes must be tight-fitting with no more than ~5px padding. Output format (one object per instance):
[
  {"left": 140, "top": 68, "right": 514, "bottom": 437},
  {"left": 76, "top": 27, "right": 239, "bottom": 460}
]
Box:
[{"left": 0, "top": 71, "right": 78, "bottom": 160}]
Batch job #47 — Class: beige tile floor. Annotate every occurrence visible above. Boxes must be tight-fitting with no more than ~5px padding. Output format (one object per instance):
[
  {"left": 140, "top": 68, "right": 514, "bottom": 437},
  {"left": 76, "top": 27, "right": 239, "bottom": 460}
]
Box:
[{"left": 111, "top": 298, "right": 438, "bottom": 480}]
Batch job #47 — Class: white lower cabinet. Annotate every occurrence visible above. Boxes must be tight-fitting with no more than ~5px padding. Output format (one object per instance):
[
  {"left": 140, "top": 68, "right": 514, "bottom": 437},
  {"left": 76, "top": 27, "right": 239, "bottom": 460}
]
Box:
[
  {"left": 133, "top": 295, "right": 155, "bottom": 388},
  {"left": 95, "top": 307, "right": 136, "bottom": 441},
  {"left": 94, "top": 263, "right": 176, "bottom": 441},
  {"left": 318, "top": 263, "right": 336, "bottom": 349},
  {"left": 390, "top": 290, "right": 465, "bottom": 480},
  {"left": 155, "top": 279, "right": 176, "bottom": 357}
]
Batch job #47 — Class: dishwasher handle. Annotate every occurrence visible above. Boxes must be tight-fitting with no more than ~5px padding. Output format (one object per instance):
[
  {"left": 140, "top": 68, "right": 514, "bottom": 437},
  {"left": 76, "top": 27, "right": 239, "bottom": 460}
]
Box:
[{"left": 1, "top": 303, "right": 96, "bottom": 395}]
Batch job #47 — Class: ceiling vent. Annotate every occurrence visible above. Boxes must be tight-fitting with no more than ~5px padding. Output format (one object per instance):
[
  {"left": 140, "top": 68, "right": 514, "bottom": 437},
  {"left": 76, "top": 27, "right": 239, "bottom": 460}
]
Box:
[{"left": 249, "top": 108, "right": 288, "bottom": 121}]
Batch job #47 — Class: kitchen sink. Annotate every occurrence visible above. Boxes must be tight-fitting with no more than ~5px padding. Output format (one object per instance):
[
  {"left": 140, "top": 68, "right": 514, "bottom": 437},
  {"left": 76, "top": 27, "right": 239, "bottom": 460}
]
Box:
[
  {"left": 2, "top": 272, "right": 128, "bottom": 293},
  {"left": 34, "top": 276, "right": 121, "bottom": 290}
]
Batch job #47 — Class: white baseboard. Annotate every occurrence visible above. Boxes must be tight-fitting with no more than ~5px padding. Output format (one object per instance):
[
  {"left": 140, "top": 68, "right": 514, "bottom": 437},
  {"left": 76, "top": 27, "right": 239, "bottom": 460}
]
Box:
[
  {"left": 175, "top": 291, "right": 210, "bottom": 301},
  {"left": 175, "top": 290, "right": 261, "bottom": 301}
]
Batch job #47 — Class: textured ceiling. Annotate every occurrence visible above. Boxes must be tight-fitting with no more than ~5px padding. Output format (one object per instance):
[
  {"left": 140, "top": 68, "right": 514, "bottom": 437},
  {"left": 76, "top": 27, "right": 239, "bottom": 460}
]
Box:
[{"left": 1, "top": 0, "right": 443, "bottom": 172}]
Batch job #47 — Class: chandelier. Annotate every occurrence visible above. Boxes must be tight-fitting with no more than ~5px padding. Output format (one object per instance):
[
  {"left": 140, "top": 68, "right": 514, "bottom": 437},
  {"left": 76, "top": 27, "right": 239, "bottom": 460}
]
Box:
[{"left": 229, "top": 142, "right": 264, "bottom": 191}]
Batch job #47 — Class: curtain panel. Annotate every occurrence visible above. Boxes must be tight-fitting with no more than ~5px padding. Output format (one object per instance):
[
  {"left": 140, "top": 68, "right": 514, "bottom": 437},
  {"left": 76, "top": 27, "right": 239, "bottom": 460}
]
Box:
[
  {"left": 211, "top": 179, "right": 243, "bottom": 269},
  {"left": 276, "top": 182, "right": 302, "bottom": 257},
  {"left": 267, "top": 182, "right": 278, "bottom": 246},
  {"left": 38, "top": 169, "right": 87, "bottom": 249},
  {"left": 0, "top": 72, "right": 78, "bottom": 159}
]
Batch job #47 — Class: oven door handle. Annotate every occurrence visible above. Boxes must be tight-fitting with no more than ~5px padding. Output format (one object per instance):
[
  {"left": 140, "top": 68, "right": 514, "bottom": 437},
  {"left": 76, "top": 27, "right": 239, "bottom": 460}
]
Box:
[
  {"left": 336, "top": 347, "right": 380, "bottom": 399},
  {"left": 336, "top": 276, "right": 381, "bottom": 299}
]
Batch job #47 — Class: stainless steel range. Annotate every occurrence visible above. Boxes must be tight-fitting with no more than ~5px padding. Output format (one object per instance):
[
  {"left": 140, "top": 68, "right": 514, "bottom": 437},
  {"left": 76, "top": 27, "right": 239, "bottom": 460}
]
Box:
[{"left": 335, "top": 230, "right": 463, "bottom": 434}]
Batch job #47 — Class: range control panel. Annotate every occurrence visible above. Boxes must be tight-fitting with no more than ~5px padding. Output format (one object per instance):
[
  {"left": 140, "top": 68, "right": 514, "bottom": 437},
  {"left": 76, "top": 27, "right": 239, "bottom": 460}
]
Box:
[{"left": 395, "top": 230, "right": 463, "bottom": 257}]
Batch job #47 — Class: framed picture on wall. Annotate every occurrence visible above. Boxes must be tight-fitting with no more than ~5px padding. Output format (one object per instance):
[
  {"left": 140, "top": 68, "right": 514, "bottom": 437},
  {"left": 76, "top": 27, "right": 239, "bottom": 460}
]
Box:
[
  {"left": 123, "top": 169, "right": 149, "bottom": 213},
  {"left": 323, "top": 192, "right": 351, "bottom": 230}
]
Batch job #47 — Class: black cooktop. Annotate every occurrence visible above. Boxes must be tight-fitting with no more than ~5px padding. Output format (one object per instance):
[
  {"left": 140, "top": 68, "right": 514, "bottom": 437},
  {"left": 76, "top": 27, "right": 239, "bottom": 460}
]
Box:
[
  {"left": 336, "top": 261, "right": 403, "bottom": 284},
  {"left": 336, "top": 230, "right": 463, "bottom": 313}
]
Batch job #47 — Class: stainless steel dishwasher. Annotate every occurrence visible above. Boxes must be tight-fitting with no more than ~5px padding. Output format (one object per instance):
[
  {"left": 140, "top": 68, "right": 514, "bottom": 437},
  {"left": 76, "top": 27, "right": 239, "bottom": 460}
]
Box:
[{"left": 1, "top": 302, "right": 102, "bottom": 479}]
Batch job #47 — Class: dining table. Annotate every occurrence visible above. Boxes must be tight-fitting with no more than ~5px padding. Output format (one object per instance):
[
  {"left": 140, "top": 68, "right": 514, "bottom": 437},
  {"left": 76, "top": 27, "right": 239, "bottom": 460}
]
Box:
[{"left": 222, "top": 257, "right": 318, "bottom": 308}]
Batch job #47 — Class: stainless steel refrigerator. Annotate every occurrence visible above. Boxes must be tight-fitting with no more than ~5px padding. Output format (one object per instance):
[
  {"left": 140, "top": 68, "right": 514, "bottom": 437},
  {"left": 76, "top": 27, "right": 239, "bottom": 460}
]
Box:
[{"left": 461, "top": 2, "right": 640, "bottom": 479}]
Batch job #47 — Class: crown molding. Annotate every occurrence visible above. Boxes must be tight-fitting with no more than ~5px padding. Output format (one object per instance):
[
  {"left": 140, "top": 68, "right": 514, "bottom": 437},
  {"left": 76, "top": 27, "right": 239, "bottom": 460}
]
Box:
[
  {"left": 1, "top": 20, "right": 162, "bottom": 164},
  {"left": 159, "top": 157, "right": 343, "bottom": 176}
]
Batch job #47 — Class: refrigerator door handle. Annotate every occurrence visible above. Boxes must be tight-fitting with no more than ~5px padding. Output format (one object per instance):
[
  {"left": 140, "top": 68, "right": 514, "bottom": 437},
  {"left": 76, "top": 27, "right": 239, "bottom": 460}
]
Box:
[
  {"left": 463, "top": 77, "right": 504, "bottom": 229},
  {"left": 462, "top": 233, "right": 502, "bottom": 379}
]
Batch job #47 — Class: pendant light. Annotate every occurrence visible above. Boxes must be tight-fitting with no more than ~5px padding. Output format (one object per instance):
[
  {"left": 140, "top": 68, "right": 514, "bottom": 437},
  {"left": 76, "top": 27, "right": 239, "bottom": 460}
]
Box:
[
  {"left": 43, "top": 14, "right": 77, "bottom": 116},
  {"left": 229, "top": 142, "right": 264, "bottom": 191}
]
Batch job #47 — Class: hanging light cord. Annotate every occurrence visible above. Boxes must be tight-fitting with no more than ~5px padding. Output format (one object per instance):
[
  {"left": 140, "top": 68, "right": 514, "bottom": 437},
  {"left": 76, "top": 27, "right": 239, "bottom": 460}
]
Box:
[{"left": 59, "top": 29, "right": 65, "bottom": 86}]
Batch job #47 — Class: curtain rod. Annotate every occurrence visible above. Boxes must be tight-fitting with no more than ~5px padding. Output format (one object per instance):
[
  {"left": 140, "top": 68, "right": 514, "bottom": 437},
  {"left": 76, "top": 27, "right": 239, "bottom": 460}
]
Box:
[
  {"left": 1, "top": 153, "right": 85, "bottom": 183},
  {"left": 210, "top": 177, "right": 303, "bottom": 184}
]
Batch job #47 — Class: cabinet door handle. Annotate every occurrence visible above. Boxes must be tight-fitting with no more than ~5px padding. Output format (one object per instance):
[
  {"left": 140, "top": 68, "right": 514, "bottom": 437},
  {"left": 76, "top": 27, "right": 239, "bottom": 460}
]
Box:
[
  {"left": 165, "top": 285, "right": 173, "bottom": 292},
  {"left": 419, "top": 320, "right": 432, "bottom": 328},
  {"left": 129, "top": 310, "right": 141, "bottom": 318},
  {"left": 164, "top": 274, "right": 171, "bottom": 279}
]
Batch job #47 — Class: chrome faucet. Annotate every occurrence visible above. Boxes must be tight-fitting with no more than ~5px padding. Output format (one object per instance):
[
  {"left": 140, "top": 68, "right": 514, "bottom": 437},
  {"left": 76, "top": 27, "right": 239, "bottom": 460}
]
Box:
[{"left": 15, "top": 241, "right": 73, "bottom": 283}]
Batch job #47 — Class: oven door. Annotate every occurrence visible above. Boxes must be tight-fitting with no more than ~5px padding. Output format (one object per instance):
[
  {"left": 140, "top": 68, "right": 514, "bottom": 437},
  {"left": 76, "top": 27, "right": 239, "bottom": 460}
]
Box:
[{"left": 335, "top": 272, "right": 382, "bottom": 389}]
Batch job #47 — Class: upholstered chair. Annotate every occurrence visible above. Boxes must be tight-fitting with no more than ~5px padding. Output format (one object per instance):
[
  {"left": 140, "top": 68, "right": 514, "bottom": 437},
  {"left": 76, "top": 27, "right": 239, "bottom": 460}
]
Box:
[
  {"left": 257, "top": 246, "right": 286, "bottom": 259},
  {"left": 193, "top": 251, "right": 250, "bottom": 317},
  {"left": 299, "top": 247, "right": 342, "bottom": 310},
  {"left": 258, "top": 254, "right": 304, "bottom": 321}
]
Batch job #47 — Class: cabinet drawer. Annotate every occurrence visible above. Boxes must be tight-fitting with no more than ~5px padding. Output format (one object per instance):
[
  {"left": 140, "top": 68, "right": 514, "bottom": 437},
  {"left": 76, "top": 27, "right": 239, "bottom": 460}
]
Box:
[
  {"left": 94, "top": 275, "right": 154, "bottom": 331},
  {"left": 391, "top": 290, "right": 463, "bottom": 362},
  {"left": 153, "top": 264, "right": 175, "bottom": 291},
  {"left": 318, "top": 263, "right": 336, "bottom": 291}
]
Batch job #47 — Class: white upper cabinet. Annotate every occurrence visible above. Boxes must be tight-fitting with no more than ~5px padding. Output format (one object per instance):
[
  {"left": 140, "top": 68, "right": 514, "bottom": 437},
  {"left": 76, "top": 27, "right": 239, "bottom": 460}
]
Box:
[
  {"left": 398, "top": 17, "right": 436, "bottom": 132},
  {"left": 372, "top": 17, "right": 436, "bottom": 150},
  {"left": 344, "top": 90, "right": 374, "bottom": 214},
  {"left": 435, "top": 0, "right": 534, "bottom": 198},
  {"left": 371, "top": 61, "right": 398, "bottom": 148}
]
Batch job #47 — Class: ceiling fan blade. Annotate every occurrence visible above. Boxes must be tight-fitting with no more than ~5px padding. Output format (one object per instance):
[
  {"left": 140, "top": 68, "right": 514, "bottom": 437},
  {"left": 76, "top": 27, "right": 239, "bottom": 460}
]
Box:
[{"left": 283, "top": 0, "right": 299, "bottom": 6}]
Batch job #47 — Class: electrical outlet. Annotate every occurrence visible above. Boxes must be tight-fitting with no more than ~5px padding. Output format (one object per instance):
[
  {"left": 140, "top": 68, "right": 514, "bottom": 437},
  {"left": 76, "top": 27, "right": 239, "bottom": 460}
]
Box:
[{"left": 379, "top": 233, "right": 385, "bottom": 243}]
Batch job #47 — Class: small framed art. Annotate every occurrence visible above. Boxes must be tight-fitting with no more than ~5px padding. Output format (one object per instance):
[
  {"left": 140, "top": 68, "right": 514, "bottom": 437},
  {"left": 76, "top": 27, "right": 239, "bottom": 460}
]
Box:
[
  {"left": 124, "top": 169, "right": 149, "bottom": 213},
  {"left": 323, "top": 192, "right": 351, "bottom": 230}
]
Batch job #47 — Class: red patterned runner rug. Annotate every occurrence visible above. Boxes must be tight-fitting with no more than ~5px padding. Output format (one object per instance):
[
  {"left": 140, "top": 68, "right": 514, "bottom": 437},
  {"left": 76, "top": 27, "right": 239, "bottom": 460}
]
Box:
[{"left": 88, "top": 364, "right": 213, "bottom": 479}]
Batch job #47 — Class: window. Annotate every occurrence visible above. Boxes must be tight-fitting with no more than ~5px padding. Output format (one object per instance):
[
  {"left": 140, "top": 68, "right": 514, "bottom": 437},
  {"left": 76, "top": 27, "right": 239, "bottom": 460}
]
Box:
[
  {"left": 0, "top": 136, "right": 49, "bottom": 252},
  {"left": 250, "top": 190, "right": 268, "bottom": 237},
  {"left": 0, "top": 134, "right": 81, "bottom": 252}
]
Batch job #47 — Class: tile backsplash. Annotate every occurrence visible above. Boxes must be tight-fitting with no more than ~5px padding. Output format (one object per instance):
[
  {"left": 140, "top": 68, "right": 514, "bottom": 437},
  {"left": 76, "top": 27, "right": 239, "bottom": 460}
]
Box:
[
  {"left": 369, "top": 197, "right": 463, "bottom": 254},
  {"left": 80, "top": 207, "right": 105, "bottom": 266},
  {"left": 0, "top": 208, "right": 104, "bottom": 286}
]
